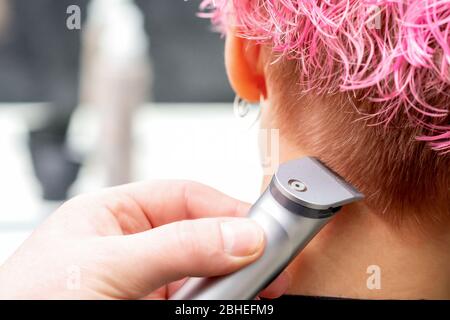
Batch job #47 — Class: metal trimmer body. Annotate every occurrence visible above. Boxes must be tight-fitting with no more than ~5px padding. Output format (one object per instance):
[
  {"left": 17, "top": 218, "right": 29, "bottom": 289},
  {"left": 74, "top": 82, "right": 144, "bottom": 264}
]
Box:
[{"left": 171, "top": 157, "right": 364, "bottom": 300}]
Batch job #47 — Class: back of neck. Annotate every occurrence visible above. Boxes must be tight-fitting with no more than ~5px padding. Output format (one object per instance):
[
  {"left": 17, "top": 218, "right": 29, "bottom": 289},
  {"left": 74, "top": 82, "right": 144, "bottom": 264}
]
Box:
[{"left": 285, "top": 203, "right": 450, "bottom": 299}]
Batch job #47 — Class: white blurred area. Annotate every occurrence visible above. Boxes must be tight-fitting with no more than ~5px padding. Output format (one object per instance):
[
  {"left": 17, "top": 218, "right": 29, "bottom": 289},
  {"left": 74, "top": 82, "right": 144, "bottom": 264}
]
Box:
[
  {"left": 0, "top": 103, "right": 264, "bottom": 264},
  {"left": 0, "top": 0, "right": 265, "bottom": 264}
]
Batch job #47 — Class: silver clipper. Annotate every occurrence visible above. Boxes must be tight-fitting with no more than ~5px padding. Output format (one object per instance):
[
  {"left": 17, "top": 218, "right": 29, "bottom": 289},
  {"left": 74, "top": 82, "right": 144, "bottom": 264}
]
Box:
[{"left": 171, "top": 157, "right": 364, "bottom": 300}]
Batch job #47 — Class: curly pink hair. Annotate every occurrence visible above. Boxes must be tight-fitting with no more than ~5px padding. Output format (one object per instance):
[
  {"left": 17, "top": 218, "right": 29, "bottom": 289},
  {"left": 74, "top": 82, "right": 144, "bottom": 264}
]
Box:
[{"left": 201, "top": 0, "right": 450, "bottom": 153}]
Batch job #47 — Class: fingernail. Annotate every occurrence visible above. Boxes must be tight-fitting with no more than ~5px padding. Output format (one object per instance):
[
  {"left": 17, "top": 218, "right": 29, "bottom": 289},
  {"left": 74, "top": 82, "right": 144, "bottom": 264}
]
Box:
[{"left": 220, "top": 220, "right": 264, "bottom": 256}]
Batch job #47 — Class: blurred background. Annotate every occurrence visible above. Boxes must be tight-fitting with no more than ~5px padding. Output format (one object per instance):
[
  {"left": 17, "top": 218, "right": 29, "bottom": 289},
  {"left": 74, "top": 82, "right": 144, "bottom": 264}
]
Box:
[{"left": 0, "top": 0, "right": 265, "bottom": 263}]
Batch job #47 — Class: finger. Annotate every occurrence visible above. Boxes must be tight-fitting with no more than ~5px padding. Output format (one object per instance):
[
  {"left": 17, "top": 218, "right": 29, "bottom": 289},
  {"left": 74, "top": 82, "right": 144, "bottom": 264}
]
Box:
[
  {"left": 167, "top": 279, "right": 188, "bottom": 298},
  {"left": 141, "top": 278, "right": 187, "bottom": 300},
  {"left": 117, "top": 180, "right": 251, "bottom": 226},
  {"left": 65, "top": 180, "right": 251, "bottom": 233},
  {"left": 258, "top": 271, "right": 291, "bottom": 299},
  {"left": 106, "top": 217, "right": 265, "bottom": 297}
]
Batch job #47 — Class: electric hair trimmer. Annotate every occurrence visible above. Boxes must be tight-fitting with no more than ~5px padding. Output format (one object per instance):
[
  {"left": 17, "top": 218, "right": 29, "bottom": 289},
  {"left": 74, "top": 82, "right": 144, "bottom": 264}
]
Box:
[{"left": 171, "top": 157, "right": 364, "bottom": 300}]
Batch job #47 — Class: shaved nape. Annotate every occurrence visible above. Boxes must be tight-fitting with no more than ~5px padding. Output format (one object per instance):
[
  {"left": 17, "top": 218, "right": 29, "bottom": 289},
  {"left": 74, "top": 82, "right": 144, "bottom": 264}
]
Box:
[{"left": 202, "top": 0, "right": 450, "bottom": 227}]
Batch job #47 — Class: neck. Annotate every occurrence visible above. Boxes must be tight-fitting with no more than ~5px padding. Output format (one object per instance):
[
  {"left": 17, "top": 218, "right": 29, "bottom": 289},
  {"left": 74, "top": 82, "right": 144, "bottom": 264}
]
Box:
[
  {"left": 285, "top": 204, "right": 450, "bottom": 299},
  {"left": 261, "top": 149, "right": 450, "bottom": 300}
]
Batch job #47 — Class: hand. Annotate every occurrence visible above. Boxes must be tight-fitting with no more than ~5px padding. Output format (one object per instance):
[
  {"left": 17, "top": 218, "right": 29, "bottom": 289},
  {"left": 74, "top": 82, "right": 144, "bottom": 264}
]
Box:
[{"left": 0, "top": 181, "right": 290, "bottom": 299}]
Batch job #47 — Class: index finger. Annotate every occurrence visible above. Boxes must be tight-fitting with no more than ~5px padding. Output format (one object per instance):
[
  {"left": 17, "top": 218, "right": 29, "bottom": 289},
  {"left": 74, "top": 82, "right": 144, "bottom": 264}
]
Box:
[{"left": 101, "top": 180, "right": 251, "bottom": 228}]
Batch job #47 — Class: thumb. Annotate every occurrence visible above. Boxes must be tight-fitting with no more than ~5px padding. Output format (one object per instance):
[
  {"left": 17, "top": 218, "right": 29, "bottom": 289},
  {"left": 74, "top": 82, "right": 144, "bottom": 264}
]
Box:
[{"left": 106, "top": 217, "right": 265, "bottom": 297}]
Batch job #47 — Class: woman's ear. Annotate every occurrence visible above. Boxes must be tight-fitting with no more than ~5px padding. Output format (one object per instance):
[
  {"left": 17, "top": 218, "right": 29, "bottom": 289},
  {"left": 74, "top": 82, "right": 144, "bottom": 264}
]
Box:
[{"left": 225, "top": 30, "right": 267, "bottom": 103}]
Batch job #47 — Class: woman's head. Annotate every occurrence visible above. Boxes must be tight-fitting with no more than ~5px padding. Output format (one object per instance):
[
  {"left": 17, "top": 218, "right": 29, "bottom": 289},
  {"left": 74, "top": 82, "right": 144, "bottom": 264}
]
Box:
[{"left": 202, "top": 0, "right": 450, "bottom": 227}]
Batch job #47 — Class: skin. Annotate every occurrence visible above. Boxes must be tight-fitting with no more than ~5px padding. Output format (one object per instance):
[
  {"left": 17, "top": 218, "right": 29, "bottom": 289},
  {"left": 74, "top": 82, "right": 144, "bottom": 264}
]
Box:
[
  {"left": 0, "top": 181, "right": 289, "bottom": 299},
  {"left": 225, "top": 30, "right": 450, "bottom": 299}
]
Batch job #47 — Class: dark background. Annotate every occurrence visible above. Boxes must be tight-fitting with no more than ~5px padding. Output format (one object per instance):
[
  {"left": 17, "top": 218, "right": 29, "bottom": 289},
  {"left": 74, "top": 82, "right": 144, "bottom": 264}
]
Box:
[
  {"left": 135, "top": 0, "right": 233, "bottom": 102},
  {"left": 0, "top": 0, "right": 233, "bottom": 104}
]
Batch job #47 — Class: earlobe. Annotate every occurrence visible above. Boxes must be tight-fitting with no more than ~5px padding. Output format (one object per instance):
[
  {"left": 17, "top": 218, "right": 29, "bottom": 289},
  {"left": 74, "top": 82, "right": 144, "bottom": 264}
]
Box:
[{"left": 225, "top": 31, "right": 267, "bottom": 103}]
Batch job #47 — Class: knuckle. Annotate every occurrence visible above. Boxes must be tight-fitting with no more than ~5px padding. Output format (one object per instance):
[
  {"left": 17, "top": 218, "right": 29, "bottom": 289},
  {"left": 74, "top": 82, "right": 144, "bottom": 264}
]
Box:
[
  {"left": 180, "top": 179, "right": 202, "bottom": 189},
  {"left": 180, "top": 180, "right": 209, "bottom": 200},
  {"left": 102, "top": 192, "right": 137, "bottom": 217}
]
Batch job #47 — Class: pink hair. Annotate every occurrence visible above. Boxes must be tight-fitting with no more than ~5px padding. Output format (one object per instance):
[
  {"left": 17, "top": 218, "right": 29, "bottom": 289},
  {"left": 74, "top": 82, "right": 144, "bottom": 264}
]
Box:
[{"left": 200, "top": 0, "right": 450, "bottom": 153}]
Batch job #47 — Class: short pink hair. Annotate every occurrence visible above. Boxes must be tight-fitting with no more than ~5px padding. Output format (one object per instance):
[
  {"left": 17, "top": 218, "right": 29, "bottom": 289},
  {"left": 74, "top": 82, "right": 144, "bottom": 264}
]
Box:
[{"left": 201, "top": 0, "right": 450, "bottom": 153}]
